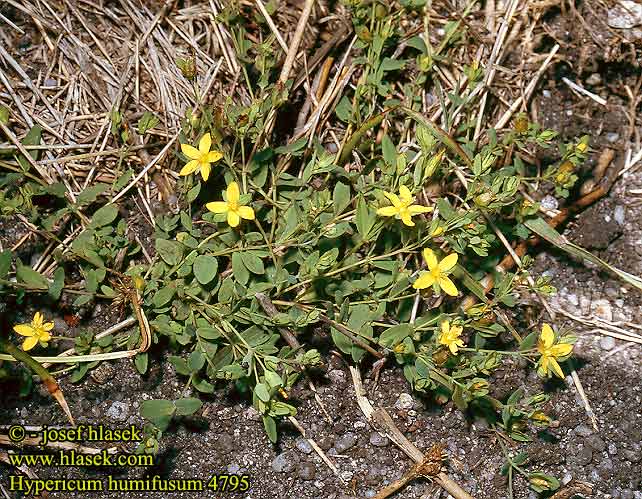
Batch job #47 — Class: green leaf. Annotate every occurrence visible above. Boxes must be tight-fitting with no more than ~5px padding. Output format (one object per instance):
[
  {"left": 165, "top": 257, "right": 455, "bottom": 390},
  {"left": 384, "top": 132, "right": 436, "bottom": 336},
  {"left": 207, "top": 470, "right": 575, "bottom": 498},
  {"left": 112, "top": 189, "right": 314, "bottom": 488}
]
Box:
[
  {"left": 254, "top": 382, "right": 270, "bottom": 402},
  {"left": 88, "top": 204, "right": 118, "bottom": 228},
  {"left": 188, "top": 351, "right": 206, "bottom": 372},
  {"left": 187, "top": 182, "right": 201, "bottom": 203},
  {"left": 231, "top": 252, "right": 249, "bottom": 285},
  {"left": 355, "top": 196, "right": 375, "bottom": 240},
  {"left": 17, "top": 125, "right": 42, "bottom": 172},
  {"left": 73, "top": 294, "right": 92, "bottom": 307},
  {"left": 192, "top": 376, "right": 215, "bottom": 393},
  {"left": 0, "top": 250, "right": 12, "bottom": 280},
  {"left": 381, "top": 134, "right": 396, "bottom": 165},
  {"left": 155, "top": 239, "right": 183, "bottom": 266},
  {"left": 48, "top": 267, "right": 65, "bottom": 300},
  {"left": 16, "top": 264, "right": 48, "bottom": 290},
  {"left": 76, "top": 184, "right": 108, "bottom": 206},
  {"left": 152, "top": 285, "right": 176, "bottom": 307},
  {"left": 333, "top": 182, "right": 351, "bottom": 214},
  {"left": 241, "top": 252, "right": 265, "bottom": 275},
  {"left": 141, "top": 399, "right": 176, "bottom": 419},
  {"left": 520, "top": 331, "right": 538, "bottom": 351},
  {"left": 169, "top": 355, "right": 191, "bottom": 375},
  {"left": 263, "top": 415, "right": 277, "bottom": 443},
  {"left": 380, "top": 57, "right": 406, "bottom": 71},
  {"left": 138, "top": 111, "right": 160, "bottom": 134},
  {"left": 193, "top": 255, "right": 218, "bottom": 285},
  {"left": 134, "top": 352, "right": 148, "bottom": 374},
  {"left": 379, "top": 323, "right": 413, "bottom": 348},
  {"left": 174, "top": 397, "right": 202, "bottom": 416}
]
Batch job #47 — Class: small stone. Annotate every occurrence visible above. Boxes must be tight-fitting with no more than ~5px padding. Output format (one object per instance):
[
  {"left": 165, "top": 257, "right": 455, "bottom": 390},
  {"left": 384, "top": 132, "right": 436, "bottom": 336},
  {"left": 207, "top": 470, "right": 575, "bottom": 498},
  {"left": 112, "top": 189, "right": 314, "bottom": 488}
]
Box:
[
  {"left": 586, "top": 73, "right": 602, "bottom": 85},
  {"left": 297, "top": 461, "right": 316, "bottom": 480},
  {"left": 354, "top": 421, "right": 367, "bottom": 430},
  {"left": 597, "top": 457, "right": 614, "bottom": 478},
  {"left": 608, "top": 0, "right": 642, "bottom": 29},
  {"left": 592, "top": 299, "right": 613, "bottom": 321},
  {"left": 334, "top": 432, "right": 358, "bottom": 453},
  {"left": 106, "top": 401, "right": 129, "bottom": 421},
  {"left": 540, "top": 195, "right": 559, "bottom": 211},
  {"left": 600, "top": 336, "right": 616, "bottom": 350},
  {"left": 580, "top": 295, "right": 591, "bottom": 314},
  {"left": 586, "top": 435, "right": 606, "bottom": 452},
  {"left": 614, "top": 205, "right": 626, "bottom": 225},
  {"left": 561, "top": 473, "right": 573, "bottom": 485},
  {"left": 566, "top": 293, "right": 579, "bottom": 306},
  {"left": 369, "top": 432, "right": 390, "bottom": 447},
  {"left": 244, "top": 406, "right": 261, "bottom": 421},
  {"left": 622, "top": 448, "right": 640, "bottom": 463},
  {"left": 272, "top": 452, "right": 295, "bottom": 473},
  {"left": 53, "top": 317, "right": 68, "bottom": 331},
  {"left": 608, "top": 443, "right": 618, "bottom": 455},
  {"left": 394, "top": 393, "right": 414, "bottom": 410},
  {"left": 573, "top": 445, "right": 593, "bottom": 466},
  {"left": 295, "top": 437, "right": 313, "bottom": 454},
  {"left": 543, "top": 90, "right": 551, "bottom": 98},
  {"left": 328, "top": 369, "right": 346, "bottom": 384},
  {"left": 606, "top": 132, "right": 620, "bottom": 143},
  {"left": 575, "top": 424, "right": 593, "bottom": 437},
  {"left": 227, "top": 463, "right": 240, "bottom": 473},
  {"left": 340, "top": 470, "right": 354, "bottom": 482},
  {"left": 217, "top": 434, "right": 235, "bottom": 454}
]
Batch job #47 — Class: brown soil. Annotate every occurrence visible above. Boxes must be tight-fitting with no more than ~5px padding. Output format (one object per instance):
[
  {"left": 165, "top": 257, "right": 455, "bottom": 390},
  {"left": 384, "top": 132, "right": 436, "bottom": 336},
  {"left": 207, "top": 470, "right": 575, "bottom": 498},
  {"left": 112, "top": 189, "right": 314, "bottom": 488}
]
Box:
[{"left": 1, "top": 1, "right": 642, "bottom": 499}]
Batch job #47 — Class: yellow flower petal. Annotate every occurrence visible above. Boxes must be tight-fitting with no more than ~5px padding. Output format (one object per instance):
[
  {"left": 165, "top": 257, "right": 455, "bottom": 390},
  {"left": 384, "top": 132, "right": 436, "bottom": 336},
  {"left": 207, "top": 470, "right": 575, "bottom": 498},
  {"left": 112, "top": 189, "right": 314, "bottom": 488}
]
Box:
[
  {"left": 42, "top": 321, "right": 54, "bottom": 332},
  {"left": 550, "top": 343, "right": 573, "bottom": 357},
  {"left": 227, "top": 210, "right": 240, "bottom": 227},
  {"left": 399, "top": 185, "right": 412, "bottom": 205},
  {"left": 200, "top": 163, "right": 211, "bottom": 181},
  {"left": 377, "top": 206, "right": 399, "bottom": 217},
  {"left": 413, "top": 272, "right": 435, "bottom": 289},
  {"left": 400, "top": 213, "right": 415, "bottom": 226},
  {"left": 39, "top": 331, "right": 51, "bottom": 343},
  {"left": 439, "top": 253, "right": 458, "bottom": 272},
  {"left": 181, "top": 143, "right": 201, "bottom": 160},
  {"left": 407, "top": 205, "right": 433, "bottom": 215},
  {"left": 33, "top": 312, "right": 43, "bottom": 325},
  {"left": 423, "top": 248, "right": 438, "bottom": 270},
  {"left": 14, "top": 324, "right": 35, "bottom": 337},
  {"left": 438, "top": 276, "right": 458, "bottom": 296},
  {"left": 22, "top": 335, "right": 38, "bottom": 351},
  {"left": 383, "top": 191, "right": 402, "bottom": 208},
  {"left": 227, "top": 182, "right": 240, "bottom": 203},
  {"left": 180, "top": 160, "right": 200, "bottom": 176},
  {"left": 441, "top": 321, "right": 450, "bottom": 335},
  {"left": 540, "top": 355, "right": 549, "bottom": 375},
  {"left": 198, "top": 133, "right": 212, "bottom": 154},
  {"left": 237, "top": 205, "right": 255, "bottom": 220},
  {"left": 207, "top": 150, "right": 222, "bottom": 163},
  {"left": 206, "top": 201, "right": 228, "bottom": 214},
  {"left": 540, "top": 323, "right": 555, "bottom": 348},
  {"left": 549, "top": 357, "right": 565, "bottom": 378}
]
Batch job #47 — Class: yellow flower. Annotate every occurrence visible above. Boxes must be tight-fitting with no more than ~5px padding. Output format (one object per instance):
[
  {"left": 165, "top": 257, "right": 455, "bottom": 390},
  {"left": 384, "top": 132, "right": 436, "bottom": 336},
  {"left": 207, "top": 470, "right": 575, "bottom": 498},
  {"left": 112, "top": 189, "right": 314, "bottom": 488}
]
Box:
[
  {"left": 537, "top": 323, "right": 573, "bottom": 378},
  {"left": 412, "top": 248, "right": 459, "bottom": 296},
  {"left": 376, "top": 185, "right": 432, "bottom": 227},
  {"left": 179, "top": 133, "right": 222, "bottom": 181},
  {"left": 438, "top": 320, "right": 465, "bottom": 354},
  {"left": 206, "top": 181, "right": 255, "bottom": 228},
  {"left": 13, "top": 312, "right": 54, "bottom": 351}
]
